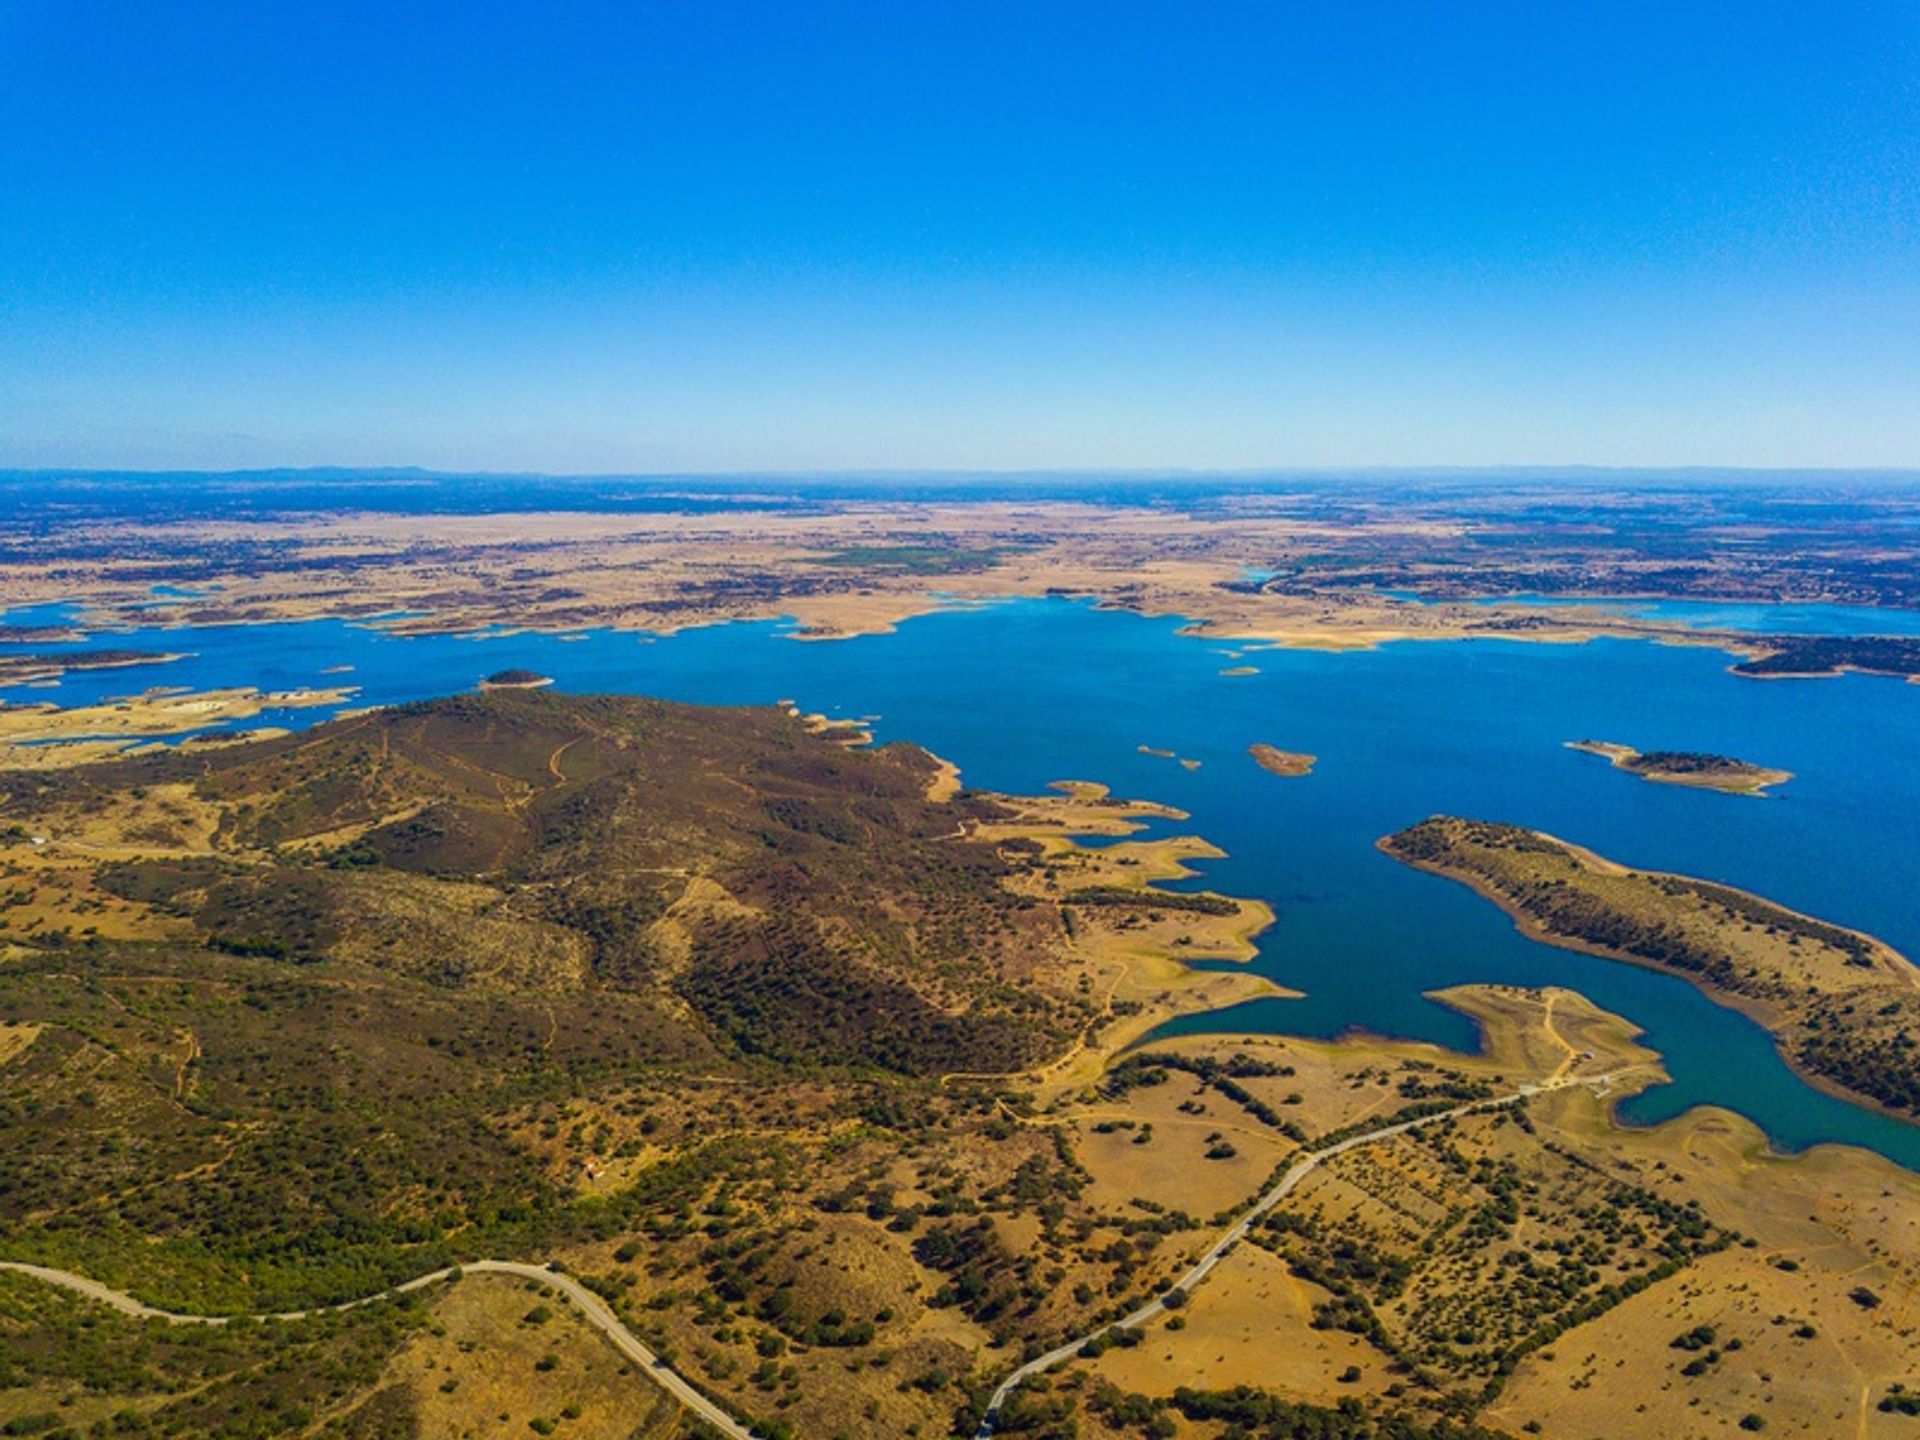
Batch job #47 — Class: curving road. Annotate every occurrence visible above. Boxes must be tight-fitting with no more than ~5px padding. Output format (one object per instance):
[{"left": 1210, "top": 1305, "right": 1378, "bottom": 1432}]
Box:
[
  {"left": 971, "top": 1068, "right": 1637, "bottom": 1436},
  {"left": 2, "top": 1069, "right": 1637, "bottom": 1440},
  {"left": 0, "top": 1258, "right": 756, "bottom": 1440}
]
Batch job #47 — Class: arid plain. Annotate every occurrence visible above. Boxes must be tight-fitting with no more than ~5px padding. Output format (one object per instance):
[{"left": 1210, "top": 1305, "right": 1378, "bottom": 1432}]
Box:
[{"left": 4, "top": 478, "right": 1920, "bottom": 1439}]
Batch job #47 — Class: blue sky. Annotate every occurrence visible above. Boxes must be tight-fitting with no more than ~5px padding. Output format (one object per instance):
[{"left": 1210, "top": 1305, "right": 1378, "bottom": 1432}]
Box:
[{"left": 2, "top": 2, "right": 1916, "bottom": 472}]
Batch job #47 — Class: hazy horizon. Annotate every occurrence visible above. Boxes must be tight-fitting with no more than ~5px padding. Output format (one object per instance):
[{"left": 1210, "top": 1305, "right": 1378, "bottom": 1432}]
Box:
[{"left": 9, "top": 463, "right": 1920, "bottom": 486}]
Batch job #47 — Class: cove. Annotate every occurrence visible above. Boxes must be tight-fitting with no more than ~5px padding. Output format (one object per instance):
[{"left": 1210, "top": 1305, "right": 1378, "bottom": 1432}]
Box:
[{"left": 7, "top": 596, "right": 1920, "bottom": 1168}]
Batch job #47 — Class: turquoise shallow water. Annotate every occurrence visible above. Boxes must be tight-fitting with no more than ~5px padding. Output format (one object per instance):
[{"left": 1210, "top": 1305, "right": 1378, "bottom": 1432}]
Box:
[
  {"left": 1249, "top": 586, "right": 1920, "bottom": 635},
  {"left": 1470, "top": 593, "right": 1920, "bottom": 635},
  {"left": 8, "top": 596, "right": 1920, "bottom": 1168}
]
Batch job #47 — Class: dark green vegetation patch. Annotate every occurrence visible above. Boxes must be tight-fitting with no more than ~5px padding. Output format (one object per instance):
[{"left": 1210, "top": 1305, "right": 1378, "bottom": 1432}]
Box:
[{"left": 1733, "top": 635, "right": 1920, "bottom": 679}]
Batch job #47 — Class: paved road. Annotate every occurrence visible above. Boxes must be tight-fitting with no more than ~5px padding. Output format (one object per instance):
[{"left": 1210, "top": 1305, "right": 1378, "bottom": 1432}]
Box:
[
  {"left": 0, "top": 1257, "right": 756, "bottom": 1439},
  {"left": 971, "top": 1069, "right": 1634, "bottom": 1436}
]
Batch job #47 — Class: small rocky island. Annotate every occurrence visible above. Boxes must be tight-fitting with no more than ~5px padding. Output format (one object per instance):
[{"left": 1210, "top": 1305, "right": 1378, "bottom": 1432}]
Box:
[
  {"left": 1568, "top": 740, "right": 1790, "bottom": 796},
  {"left": 1138, "top": 744, "right": 1202, "bottom": 770},
  {"left": 1249, "top": 742, "right": 1315, "bottom": 778},
  {"left": 479, "top": 667, "right": 554, "bottom": 690}
]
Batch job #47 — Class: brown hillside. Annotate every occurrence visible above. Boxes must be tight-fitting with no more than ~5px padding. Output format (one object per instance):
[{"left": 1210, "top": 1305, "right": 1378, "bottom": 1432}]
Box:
[{"left": 1, "top": 692, "right": 1076, "bottom": 1075}]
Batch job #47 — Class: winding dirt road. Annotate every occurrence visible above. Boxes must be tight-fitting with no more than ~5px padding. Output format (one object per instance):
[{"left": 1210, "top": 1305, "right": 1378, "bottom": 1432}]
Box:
[
  {"left": 0, "top": 1258, "right": 755, "bottom": 1439},
  {"left": 972, "top": 1067, "right": 1637, "bottom": 1436},
  {"left": 2, "top": 1068, "right": 1639, "bottom": 1440}
]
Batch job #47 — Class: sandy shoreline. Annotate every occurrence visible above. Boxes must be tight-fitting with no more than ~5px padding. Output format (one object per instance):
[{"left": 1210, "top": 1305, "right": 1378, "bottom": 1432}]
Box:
[
  {"left": 0, "top": 684, "right": 356, "bottom": 749},
  {"left": 949, "top": 777, "right": 1286, "bottom": 1099}
]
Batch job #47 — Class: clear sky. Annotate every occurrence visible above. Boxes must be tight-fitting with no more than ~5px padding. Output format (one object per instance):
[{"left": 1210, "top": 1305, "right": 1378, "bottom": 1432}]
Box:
[{"left": 2, "top": 2, "right": 1916, "bottom": 473}]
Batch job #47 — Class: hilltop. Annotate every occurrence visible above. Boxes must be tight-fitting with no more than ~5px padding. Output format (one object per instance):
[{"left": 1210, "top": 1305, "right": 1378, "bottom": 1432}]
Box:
[
  {"left": 0, "top": 690, "right": 1139, "bottom": 1074},
  {"left": 0, "top": 691, "right": 1285, "bottom": 1436}
]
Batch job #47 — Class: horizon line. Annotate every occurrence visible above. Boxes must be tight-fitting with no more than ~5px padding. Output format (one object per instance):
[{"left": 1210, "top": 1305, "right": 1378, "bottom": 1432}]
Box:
[{"left": 9, "top": 463, "right": 1920, "bottom": 485}]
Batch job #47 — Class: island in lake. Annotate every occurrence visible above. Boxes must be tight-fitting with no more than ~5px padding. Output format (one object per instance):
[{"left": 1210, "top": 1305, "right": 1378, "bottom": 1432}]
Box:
[
  {"left": 479, "top": 666, "right": 554, "bottom": 689},
  {"left": 1567, "top": 739, "right": 1792, "bottom": 795},
  {"left": 1249, "top": 742, "right": 1316, "bottom": 777},
  {"left": 10, "top": 468, "right": 1920, "bottom": 691},
  {"left": 1381, "top": 815, "right": 1920, "bottom": 1120},
  {"left": 1138, "top": 743, "right": 1202, "bottom": 769}
]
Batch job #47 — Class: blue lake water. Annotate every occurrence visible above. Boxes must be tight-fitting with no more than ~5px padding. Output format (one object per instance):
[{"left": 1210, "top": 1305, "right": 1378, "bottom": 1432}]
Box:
[
  {"left": 7, "top": 597, "right": 1920, "bottom": 1168},
  {"left": 1451, "top": 591, "right": 1920, "bottom": 635},
  {"left": 1241, "top": 585, "right": 1920, "bottom": 635}
]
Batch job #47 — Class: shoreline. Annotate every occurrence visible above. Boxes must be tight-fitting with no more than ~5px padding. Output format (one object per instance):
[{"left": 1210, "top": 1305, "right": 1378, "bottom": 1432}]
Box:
[
  {"left": 10, "top": 599, "right": 1918, "bottom": 1156},
  {"left": 949, "top": 778, "right": 1286, "bottom": 1099},
  {"left": 1141, "top": 977, "right": 1920, "bottom": 1174},
  {"left": 0, "top": 649, "right": 190, "bottom": 687},
  {"left": 0, "top": 684, "right": 358, "bottom": 750},
  {"left": 13, "top": 571, "right": 1911, "bottom": 671},
  {"left": 1731, "top": 660, "right": 1920, "bottom": 684},
  {"left": 1378, "top": 830, "right": 1920, "bottom": 1132}
]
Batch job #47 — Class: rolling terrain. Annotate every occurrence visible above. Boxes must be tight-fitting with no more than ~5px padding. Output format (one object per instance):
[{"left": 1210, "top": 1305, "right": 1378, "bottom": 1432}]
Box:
[
  {"left": 5, "top": 697, "right": 1920, "bottom": 1439},
  {"left": 0, "top": 692, "right": 1277, "bottom": 1436}
]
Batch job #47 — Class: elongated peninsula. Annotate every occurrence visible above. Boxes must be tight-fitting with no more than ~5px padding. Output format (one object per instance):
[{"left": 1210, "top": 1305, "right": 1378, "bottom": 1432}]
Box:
[{"left": 1381, "top": 816, "right": 1920, "bottom": 1123}]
